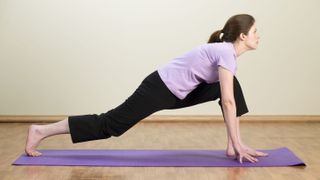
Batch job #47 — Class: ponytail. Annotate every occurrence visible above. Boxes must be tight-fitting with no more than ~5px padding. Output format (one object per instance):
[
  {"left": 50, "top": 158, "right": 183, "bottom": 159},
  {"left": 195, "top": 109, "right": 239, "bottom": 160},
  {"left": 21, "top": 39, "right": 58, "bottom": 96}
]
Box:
[
  {"left": 207, "top": 14, "right": 255, "bottom": 43},
  {"left": 207, "top": 30, "right": 223, "bottom": 43}
]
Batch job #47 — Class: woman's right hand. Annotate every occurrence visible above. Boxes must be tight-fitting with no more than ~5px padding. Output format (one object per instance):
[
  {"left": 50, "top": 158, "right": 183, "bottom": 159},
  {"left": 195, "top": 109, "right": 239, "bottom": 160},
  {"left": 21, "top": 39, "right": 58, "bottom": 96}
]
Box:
[{"left": 234, "top": 143, "right": 259, "bottom": 163}]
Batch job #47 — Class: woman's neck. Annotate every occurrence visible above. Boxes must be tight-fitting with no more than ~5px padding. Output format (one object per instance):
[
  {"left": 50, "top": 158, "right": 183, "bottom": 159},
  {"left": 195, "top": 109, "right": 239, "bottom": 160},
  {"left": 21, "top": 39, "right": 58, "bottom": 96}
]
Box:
[{"left": 232, "top": 40, "right": 249, "bottom": 57}]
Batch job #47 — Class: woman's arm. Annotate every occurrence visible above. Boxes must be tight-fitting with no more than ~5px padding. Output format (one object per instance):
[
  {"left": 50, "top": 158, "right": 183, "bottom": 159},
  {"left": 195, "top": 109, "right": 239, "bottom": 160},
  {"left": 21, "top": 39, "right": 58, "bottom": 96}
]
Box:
[{"left": 218, "top": 66, "right": 258, "bottom": 163}]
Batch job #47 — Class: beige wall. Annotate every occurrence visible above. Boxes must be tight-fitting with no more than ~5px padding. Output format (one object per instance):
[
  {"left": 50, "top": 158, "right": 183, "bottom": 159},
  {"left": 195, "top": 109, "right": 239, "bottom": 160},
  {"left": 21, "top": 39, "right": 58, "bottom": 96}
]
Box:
[{"left": 0, "top": 0, "right": 319, "bottom": 116}]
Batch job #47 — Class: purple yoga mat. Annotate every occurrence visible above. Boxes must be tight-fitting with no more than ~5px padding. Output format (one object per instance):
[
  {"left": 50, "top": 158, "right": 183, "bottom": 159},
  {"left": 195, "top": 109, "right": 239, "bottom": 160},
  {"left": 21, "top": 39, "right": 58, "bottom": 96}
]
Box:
[{"left": 12, "top": 147, "right": 305, "bottom": 167}]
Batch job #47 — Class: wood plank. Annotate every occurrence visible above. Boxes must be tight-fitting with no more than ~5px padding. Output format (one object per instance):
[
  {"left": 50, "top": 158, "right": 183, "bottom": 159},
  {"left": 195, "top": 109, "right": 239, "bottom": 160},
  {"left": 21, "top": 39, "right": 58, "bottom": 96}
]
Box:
[{"left": 1, "top": 121, "right": 318, "bottom": 180}]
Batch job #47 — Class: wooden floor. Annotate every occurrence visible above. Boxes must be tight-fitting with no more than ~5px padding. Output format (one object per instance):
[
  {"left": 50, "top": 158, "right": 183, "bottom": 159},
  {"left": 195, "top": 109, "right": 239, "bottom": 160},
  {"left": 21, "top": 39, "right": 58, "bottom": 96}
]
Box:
[{"left": 1, "top": 121, "right": 319, "bottom": 180}]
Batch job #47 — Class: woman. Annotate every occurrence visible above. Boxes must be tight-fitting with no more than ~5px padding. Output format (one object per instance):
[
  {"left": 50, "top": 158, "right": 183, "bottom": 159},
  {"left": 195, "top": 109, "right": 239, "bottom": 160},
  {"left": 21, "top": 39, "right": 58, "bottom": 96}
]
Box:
[{"left": 25, "top": 14, "right": 268, "bottom": 163}]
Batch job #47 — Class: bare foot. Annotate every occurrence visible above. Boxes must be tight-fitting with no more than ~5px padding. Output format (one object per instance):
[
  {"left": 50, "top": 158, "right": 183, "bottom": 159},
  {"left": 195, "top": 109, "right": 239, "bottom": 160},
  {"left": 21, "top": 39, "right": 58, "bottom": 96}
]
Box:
[{"left": 25, "top": 125, "right": 45, "bottom": 157}]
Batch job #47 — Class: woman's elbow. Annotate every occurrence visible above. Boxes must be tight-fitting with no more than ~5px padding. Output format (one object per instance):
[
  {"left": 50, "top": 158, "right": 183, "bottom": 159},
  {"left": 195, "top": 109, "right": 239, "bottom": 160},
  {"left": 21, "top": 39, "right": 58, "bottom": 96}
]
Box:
[{"left": 221, "top": 99, "right": 236, "bottom": 108}]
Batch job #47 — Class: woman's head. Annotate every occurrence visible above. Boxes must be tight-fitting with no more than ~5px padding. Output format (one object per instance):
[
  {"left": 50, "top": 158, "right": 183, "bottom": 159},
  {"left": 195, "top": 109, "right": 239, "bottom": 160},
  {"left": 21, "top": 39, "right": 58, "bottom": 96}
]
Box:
[{"left": 208, "top": 14, "right": 259, "bottom": 49}]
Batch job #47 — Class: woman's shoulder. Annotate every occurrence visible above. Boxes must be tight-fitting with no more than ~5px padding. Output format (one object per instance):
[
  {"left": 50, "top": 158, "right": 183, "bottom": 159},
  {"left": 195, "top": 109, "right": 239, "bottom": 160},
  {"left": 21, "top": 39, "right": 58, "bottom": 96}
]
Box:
[
  {"left": 208, "top": 42, "right": 233, "bottom": 50},
  {"left": 200, "top": 42, "right": 235, "bottom": 57}
]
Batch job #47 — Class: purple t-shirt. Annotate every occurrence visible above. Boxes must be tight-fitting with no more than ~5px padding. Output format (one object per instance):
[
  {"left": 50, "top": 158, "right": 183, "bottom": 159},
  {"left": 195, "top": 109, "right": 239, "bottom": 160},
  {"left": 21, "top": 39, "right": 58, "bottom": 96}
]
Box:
[{"left": 157, "top": 42, "right": 237, "bottom": 100}]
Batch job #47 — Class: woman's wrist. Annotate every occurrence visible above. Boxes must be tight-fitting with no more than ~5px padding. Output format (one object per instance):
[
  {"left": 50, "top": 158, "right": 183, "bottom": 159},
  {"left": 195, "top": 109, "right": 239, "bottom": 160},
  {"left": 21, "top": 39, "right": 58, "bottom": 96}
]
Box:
[{"left": 232, "top": 140, "right": 242, "bottom": 148}]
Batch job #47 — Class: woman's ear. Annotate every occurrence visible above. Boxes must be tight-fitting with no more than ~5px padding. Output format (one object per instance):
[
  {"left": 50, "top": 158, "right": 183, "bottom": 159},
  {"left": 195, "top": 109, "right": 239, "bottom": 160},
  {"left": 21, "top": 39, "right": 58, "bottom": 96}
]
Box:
[{"left": 239, "top": 33, "right": 247, "bottom": 41}]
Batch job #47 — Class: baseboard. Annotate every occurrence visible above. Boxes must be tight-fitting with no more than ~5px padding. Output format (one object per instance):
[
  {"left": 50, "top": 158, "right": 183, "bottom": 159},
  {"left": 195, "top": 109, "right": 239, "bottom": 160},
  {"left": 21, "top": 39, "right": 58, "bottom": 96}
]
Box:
[{"left": 0, "top": 115, "right": 320, "bottom": 123}]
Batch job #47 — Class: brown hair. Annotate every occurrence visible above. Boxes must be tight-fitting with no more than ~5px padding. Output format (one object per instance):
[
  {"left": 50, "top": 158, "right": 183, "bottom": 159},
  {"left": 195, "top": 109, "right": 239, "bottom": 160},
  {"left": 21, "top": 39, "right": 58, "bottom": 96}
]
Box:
[{"left": 207, "top": 14, "right": 255, "bottom": 43}]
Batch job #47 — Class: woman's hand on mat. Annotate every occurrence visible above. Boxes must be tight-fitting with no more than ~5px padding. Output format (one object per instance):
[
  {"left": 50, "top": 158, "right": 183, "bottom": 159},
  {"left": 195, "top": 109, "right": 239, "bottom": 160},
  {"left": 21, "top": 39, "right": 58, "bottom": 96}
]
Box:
[
  {"left": 234, "top": 144, "right": 259, "bottom": 163},
  {"left": 241, "top": 144, "right": 269, "bottom": 157}
]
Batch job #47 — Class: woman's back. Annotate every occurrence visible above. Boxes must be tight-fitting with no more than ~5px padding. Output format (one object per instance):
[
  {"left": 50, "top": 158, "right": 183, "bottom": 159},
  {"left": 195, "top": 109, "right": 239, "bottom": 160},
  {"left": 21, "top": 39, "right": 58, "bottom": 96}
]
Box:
[{"left": 157, "top": 42, "right": 237, "bottom": 100}]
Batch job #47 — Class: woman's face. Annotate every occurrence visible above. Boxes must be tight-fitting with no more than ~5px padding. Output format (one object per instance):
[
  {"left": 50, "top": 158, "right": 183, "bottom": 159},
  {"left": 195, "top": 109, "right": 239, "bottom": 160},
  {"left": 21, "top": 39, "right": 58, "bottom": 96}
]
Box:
[{"left": 243, "top": 23, "right": 260, "bottom": 50}]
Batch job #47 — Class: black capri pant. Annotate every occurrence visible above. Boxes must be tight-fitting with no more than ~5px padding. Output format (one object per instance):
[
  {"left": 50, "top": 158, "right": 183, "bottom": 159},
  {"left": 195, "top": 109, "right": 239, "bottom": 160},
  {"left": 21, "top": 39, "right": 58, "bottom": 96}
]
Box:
[{"left": 68, "top": 70, "right": 249, "bottom": 143}]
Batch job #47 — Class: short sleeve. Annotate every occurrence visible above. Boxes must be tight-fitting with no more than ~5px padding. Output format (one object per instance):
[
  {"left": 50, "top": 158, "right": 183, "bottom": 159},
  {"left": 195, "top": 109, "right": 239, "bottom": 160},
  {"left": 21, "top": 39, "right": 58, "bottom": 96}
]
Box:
[{"left": 217, "top": 53, "right": 237, "bottom": 75}]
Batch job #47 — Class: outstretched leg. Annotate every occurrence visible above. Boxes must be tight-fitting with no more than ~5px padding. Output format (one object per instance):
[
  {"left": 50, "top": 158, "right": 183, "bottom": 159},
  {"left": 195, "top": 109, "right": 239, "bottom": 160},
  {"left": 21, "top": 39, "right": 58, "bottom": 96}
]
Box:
[
  {"left": 68, "top": 71, "right": 177, "bottom": 143},
  {"left": 25, "top": 70, "right": 177, "bottom": 156},
  {"left": 25, "top": 118, "right": 69, "bottom": 156}
]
